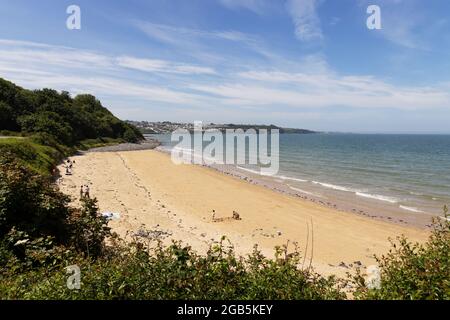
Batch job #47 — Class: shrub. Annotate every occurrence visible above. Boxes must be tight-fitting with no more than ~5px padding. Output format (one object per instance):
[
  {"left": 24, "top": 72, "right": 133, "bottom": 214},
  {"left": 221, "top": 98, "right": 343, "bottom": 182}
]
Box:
[
  {"left": 0, "top": 156, "right": 72, "bottom": 242},
  {"left": 0, "top": 237, "right": 345, "bottom": 300},
  {"left": 0, "top": 101, "right": 16, "bottom": 131},
  {"left": 0, "top": 138, "right": 63, "bottom": 175},
  {"left": 0, "top": 78, "right": 143, "bottom": 144},
  {"left": 67, "top": 198, "right": 111, "bottom": 259},
  {"left": 18, "top": 111, "right": 75, "bottom": 145},
  {"left": 352, "top": 207, "right": 450, "bottom": 300},
  {"left": 123, "top": 127, "right": 140, "bottom": 143}
]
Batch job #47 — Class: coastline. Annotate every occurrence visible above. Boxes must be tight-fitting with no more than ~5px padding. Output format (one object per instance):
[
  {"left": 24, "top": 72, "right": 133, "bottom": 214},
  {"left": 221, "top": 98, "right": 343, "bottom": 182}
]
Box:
[
  {"left": 155, "top": 145, "right": 437, "bottom": 230},
  {"left": 57, "top": 148, "right": 430, "bottom": 277},
  {"left": 152, "top": 132, "right": 449, "bottom": 227}
]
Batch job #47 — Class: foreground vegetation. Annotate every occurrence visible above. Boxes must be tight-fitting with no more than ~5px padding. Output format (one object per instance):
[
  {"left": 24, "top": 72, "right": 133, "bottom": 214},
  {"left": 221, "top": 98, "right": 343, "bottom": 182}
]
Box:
[
  {"left": 1, "top": 149, "right": 448, "bottom": 300},
  {"left": 352, "top": 207, "right": 450, "bottom": 300},
  {"left": 0, "top": 78, "right": 448, "bottom": 300}
]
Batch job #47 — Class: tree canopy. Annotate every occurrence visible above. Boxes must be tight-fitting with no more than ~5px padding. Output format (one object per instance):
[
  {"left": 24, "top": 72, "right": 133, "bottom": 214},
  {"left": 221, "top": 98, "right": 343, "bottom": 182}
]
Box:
[{"left": 0, "top": 78, "right": 143, "bottom": 144}]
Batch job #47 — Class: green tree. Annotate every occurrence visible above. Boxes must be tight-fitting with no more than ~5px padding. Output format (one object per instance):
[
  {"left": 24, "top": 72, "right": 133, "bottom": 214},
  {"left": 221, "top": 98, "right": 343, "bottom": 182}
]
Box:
[
  {"left": 0, "top": 156, "right": 72, "bottom": 242},
  {"left": 0, "top": 102, "right": 16, "bottom": 131},
  {"left": 18, "top": 111, "right": 74, "bottom": 145}
]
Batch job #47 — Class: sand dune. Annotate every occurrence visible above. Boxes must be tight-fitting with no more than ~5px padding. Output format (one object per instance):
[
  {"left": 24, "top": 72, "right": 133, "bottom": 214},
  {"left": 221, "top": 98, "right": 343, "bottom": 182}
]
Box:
[{"left": 58, "top": 149, "right": 429, "bottom": 277}]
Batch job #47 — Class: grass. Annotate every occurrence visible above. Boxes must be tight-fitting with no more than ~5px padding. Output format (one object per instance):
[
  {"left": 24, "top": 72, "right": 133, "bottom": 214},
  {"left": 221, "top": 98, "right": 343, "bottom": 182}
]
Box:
[
  {"left": 77, "top": 137, "right": 126, "bottom": 151},
  {"left": 0, "top": 138, "right": 64, "bottom": 176},
  {"left": 0, "top": 136, "right": 127, "bottom": 176}
]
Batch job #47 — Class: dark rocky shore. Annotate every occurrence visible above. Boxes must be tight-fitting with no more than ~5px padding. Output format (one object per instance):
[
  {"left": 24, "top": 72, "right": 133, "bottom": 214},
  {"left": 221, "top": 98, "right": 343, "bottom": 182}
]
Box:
[{"left": 87, "top": 139, "right": 161, "bottom": 153}]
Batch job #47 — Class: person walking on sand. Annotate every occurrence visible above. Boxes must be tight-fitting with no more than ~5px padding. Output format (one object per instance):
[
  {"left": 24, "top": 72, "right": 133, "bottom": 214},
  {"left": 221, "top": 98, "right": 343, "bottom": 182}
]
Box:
[
  {"left": 80, "top": 185, "right": 84, "bottom": 199},
  {"left": 84, "top": 185, "right": 90, "bottom": 198}
]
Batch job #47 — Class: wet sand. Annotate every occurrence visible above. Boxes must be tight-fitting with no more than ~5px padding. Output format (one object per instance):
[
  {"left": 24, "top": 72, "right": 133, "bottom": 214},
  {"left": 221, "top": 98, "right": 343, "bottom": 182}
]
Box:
[
  {"left": 57, "top": 149, "right": 430, "bottom": 277},
  {"left": 200, "top": 162, "right": 436, "bottom": 229}
]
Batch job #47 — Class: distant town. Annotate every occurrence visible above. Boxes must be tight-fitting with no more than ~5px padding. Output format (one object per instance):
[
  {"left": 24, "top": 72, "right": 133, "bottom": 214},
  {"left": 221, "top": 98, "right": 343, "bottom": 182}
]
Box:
[{"left": 126, "top": 121, "right": 317, "bottom": 134}]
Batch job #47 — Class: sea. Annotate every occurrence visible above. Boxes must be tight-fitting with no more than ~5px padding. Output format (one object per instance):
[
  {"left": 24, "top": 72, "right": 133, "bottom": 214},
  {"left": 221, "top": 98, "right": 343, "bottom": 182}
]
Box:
[{"left": 147, "top": 133, "right": 450, "bottom": 221}]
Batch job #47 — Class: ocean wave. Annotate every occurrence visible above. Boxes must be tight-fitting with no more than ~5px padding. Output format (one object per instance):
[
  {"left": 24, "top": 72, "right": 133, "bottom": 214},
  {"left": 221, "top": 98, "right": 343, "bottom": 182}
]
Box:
[
  {"left": 172, "top": 146, "right": 222, "bottom": 164},
  {"left": 172, "top": 146, "right": 193, "bottom": 153},
  {"left": 236, "top": 166, "right": 271, "bottom": 176},
  {"left": 399, "top": 205, "right": 424, "bottom": 213},
  {"left": 276, "top": 175, "right": 308, "bottom": 183},
  {"left": 288, "top": 186, "right": 323, "bottom": 198},
  {"left": 355, "top": 192, "right": 399, "bottom": 204},
  {"left": 312, "top": 181, "right": 359, "bottom": 193}
]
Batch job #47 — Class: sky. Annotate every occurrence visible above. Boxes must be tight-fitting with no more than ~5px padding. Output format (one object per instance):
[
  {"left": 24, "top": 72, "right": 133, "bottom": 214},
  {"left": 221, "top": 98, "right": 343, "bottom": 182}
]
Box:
[{"left": 0, "top": 0, "right": 449, "bottom": 133}]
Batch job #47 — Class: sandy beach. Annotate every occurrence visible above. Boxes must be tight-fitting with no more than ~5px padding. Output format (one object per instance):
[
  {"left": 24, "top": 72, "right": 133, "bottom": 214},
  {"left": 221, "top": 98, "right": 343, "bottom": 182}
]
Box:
[{"left": 58, "top": 149, "right": 430, "bottom": 277}]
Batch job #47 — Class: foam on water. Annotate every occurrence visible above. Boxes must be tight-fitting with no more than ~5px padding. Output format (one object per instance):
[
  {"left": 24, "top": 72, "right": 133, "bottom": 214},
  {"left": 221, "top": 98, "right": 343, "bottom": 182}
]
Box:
[
  {"left": 399, "top": 205, "right": 424, "bottom": 213},
  {"left": 236, "top": 166, "right": 271, "bottom": 176},
  {"left": 149, "top": 133, "right": 450, "bottom": 217},
  {"left": 276, "top": 175, "right": 308, "bottom": 183},
  {"left": 288, "top": 185, "right": 323, "bottom": 198},
  {"left": 355, "top": 192, "right": 399, "bottom": 204},
  {"left": 312, "top": 181, "right": 360, "bottom": 193}
]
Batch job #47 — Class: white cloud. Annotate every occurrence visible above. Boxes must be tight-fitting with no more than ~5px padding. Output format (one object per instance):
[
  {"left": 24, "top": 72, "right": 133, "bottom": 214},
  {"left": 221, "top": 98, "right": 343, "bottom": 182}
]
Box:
[
  {"left": 135, "top": 21, "right": 261, "bottom": 47},
  {"left": 116, "top": 56, "right": 216, "bottom": 75},
  {"left": 286, "top": 0, "right": 323, "bottom": 42},
  {"left": 0, "top": 39, "right": 214, "bottom": 106},
  {"left": 0, "top": 68, "right": 203, "bottom": 106},
  {"left": 134, "top": 21, "right": 273, "bottom": 64},
  {"left": 218, "top": 0, "right": 324, "bottom": 42},
  {"left": 1, "top": 38, "right": 449, "bottom": 123},
  {"left": 0, "top": 39, "right": 216, "bottom": 76},
  {"left": 218, "top": 0, "right": 270, "bottom": 15},
  {"left": 190, "top": 70, "right": 450, "bottom": 110}
]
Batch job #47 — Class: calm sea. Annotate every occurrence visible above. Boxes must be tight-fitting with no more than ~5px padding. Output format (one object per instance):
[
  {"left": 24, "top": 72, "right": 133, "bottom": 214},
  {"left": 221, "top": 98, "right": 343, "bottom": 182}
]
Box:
[{"left": 149, "top": 133, "right": 450, "bottom": 217}]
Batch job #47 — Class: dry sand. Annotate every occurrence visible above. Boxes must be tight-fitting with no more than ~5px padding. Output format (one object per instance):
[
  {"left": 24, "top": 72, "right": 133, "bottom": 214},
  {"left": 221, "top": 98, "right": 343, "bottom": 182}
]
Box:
[{"left": 58, "top": 149, "right": 429, "bottom": 277}]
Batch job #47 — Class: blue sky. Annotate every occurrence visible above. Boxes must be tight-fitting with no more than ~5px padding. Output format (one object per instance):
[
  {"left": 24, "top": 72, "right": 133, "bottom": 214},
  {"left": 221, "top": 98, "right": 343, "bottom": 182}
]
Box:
[{"left": 0, "top": 0, "right": 449, "bottom": 132}]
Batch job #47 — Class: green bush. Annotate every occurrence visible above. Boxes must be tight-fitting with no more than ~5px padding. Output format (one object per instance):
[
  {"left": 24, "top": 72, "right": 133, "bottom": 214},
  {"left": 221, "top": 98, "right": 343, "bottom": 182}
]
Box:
[
  {"left": 0, "top": 157, "right": 344, "bottom": 300},
  {"left": 0, "top": 157, "right": 72, "bottom": 242},
  {"left": 352, "top": 207, "right": 450, "bottom": 300},
  {"left": 0, "top": 78, "right": 143, "bottom": 145},
  {"left": 18, "top": 112, "right": 75, "bottom": 145},
  {"left": 0, "top": 138, "right": 64, "bottom": 175},
  {"left": 67, "top": 198, "right": 111, "bottom": 259},
  {"left": 0, "top": 101, "right": 15, "bottom": 131},
  {"left": 0, "top": 237, "right": 345, "bottom": 300}
]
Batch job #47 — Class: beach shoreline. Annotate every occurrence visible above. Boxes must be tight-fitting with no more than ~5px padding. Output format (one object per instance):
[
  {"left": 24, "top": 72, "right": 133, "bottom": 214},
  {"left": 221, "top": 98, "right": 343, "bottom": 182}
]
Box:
[
  {"left": 155, "top": 145, "right": 436, "bottom": 230},
  {"left": 57, "top": 149, "right": 430, "bottom": 277}
]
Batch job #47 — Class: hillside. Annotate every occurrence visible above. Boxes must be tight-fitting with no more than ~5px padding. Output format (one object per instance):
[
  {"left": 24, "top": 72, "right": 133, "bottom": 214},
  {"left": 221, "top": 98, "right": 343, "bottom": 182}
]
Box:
[{"left": 0, "top": 78, "right": 143, "bottom": 145}]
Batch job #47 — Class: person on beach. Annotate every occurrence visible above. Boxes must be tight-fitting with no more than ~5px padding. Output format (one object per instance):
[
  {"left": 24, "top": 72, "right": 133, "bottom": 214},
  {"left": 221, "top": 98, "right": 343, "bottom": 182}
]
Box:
[
  {"left": 211, "top": 210, "right": 216, "bottom": 222},
  {"left": 80, "top": 185, "right": 84, "bottom": 199},
  {"left": 84, "top": 185, "right": 90, "bottom": 198},
  {"left": 232, "top": 211, "right": 241, "bottom": 220}
]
